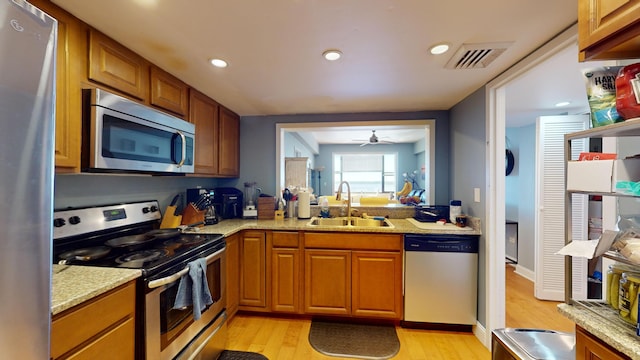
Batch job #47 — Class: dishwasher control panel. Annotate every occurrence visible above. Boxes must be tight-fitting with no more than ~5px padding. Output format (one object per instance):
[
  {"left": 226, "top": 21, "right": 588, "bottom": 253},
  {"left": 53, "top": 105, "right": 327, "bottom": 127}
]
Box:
[{"left": 404, "top": 234, "right": 479, "bottom": 253}]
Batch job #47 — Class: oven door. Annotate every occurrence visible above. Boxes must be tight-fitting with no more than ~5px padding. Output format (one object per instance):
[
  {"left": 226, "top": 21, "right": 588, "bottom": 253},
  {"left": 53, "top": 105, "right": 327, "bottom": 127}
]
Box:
[
  {"left": 85, "top": 88, "right": 195, "bottom": 174},
  {"left": 145, "top": 248, "right": 226, "bottom": 360}
]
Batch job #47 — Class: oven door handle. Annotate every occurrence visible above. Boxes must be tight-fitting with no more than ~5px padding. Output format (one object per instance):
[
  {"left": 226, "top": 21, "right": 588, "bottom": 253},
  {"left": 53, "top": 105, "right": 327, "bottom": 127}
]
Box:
[{"left": 147, "top": 248, "right": 224, "bottom": 289}]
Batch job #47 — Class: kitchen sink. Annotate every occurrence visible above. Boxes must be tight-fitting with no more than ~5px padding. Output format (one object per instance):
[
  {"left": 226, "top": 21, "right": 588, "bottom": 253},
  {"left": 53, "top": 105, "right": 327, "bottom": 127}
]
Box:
[
  {"left": 307, "top": 217, "right": 394, "bottom": 228},
  {"left": 308, "top": 217, "right": 350, "bottom": 226}
]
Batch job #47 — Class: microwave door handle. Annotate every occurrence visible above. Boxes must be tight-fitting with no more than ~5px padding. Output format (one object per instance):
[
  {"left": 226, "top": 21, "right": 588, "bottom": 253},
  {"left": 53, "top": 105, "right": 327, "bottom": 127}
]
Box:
[
  {"left": 176, "top": 131, "right": 186, "bottom": 167},
  {"left": 147, "top": 248, "right": 225, "bottom": 289}
]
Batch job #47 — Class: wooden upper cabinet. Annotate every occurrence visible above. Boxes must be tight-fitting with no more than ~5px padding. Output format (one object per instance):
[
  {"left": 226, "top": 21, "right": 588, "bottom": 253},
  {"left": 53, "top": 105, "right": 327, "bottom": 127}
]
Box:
[
  {"left": 218, "top": 106, "right": 240, "bottom": 177},
  {"left": 150, "top": 66, "right": 189, "bottom": 117},
  {"left": 89, "top": 29, "right": 149, "bottom": 99},
  {"left": 578, "top": 0, "right": 640, "bottom": 60},
  {"left": 29, "top": 0, "right": 86, "bottom": 173},
  {"left": 189, "top": 89, "right": 219, "bottom": 175}
]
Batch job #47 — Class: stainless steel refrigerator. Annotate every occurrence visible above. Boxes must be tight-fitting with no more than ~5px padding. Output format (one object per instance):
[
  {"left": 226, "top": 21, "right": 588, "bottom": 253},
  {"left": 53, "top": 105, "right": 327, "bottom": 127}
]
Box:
[{"left": 0, "top": 0, "right": 57, "bottom": 358}]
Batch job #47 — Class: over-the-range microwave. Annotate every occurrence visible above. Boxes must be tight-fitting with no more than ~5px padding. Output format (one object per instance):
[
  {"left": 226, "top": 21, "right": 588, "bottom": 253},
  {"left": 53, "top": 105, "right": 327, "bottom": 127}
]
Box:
[{"left": 82, "top": 88, "right": 195, "bottom": 174}]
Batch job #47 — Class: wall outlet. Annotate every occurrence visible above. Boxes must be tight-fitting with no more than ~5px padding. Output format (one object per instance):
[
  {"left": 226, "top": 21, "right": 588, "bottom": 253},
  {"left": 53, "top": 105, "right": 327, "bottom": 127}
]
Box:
[{"left": 474, "top": 188, "right": 480, "bottom": 203}]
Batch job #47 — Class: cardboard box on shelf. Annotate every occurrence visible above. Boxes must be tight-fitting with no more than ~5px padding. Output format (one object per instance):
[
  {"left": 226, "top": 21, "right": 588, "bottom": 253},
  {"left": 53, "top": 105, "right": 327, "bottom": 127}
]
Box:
[{"left": 567, "top": 158, "right": 640, "bottom": 193}]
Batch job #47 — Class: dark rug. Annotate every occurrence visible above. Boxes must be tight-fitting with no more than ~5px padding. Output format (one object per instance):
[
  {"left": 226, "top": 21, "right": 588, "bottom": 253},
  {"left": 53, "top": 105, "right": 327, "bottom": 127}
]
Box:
[
  {"left": 308, "top": 320, "right": 400, "bottom": 359},
  {"left": 218, "top": 350, "right": 268, "bottom": 360}
]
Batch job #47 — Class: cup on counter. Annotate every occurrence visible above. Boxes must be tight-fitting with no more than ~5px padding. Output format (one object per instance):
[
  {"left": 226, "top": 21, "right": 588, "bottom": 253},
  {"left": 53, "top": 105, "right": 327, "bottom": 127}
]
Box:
[{"left": 455, "top": 215, "right": 468, "bottom": 228}]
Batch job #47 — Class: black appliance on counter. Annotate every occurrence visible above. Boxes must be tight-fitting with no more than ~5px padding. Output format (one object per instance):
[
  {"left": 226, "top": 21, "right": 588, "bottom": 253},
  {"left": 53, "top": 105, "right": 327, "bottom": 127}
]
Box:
[
  {"left": 53, "top": 201, "right": 227, "bottom": 359},
  {"left": 413, "top": 205, "right": 450, "bottom": 222},
  {"left": 213, "top": 187, "right": 243, "bottom": 219}
]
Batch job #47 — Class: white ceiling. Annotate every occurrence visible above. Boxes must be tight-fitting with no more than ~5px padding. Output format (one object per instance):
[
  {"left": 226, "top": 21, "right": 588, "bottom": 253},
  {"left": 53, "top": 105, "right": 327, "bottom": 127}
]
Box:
[{"left": 51, "top": 0, "right": 587, "bottom": 143}]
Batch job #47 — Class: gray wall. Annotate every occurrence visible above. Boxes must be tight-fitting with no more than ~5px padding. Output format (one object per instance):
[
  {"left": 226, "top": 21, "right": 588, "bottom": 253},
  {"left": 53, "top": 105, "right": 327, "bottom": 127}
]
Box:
[
  {"left": 506, "top": 124, "right": 536, "bottom": 272},
  {"left": 449, "top": 87, "right": 487, "bottom": 326},
  {"left": 313, "top": 142, "right": 417, "bottom": 196},
  {"left": 54, "top": 174, "right": 219, "bottom": 211},
  {"left": 219, "top": 111, "right": 452, "bottom": 204}
]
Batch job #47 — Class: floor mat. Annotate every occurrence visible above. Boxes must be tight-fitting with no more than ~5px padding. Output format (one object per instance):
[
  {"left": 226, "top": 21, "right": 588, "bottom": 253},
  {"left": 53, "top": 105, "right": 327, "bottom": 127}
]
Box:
[
  {"left": 218, "top": 350, "right": 268, "bottom": 360},
  {"left": 308, "top": 320, "right": 400, "bottom": 359}
]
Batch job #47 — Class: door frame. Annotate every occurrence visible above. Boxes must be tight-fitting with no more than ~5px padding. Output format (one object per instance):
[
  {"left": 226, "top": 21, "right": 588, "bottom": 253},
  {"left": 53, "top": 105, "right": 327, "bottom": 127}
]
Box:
[{"left": 484, "top": 24, "right": 578, "bottom": 347}]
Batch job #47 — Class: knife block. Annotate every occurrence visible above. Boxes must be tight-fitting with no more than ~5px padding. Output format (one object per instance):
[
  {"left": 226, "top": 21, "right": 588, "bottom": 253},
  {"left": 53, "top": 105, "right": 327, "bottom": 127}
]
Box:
[{"left": 181, "top": 203, "right": 205, "bottom": 226}]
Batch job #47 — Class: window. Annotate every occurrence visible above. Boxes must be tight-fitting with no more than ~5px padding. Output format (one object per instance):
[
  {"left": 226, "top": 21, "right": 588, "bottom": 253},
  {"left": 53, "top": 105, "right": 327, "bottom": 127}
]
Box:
[{"left": 333, "top": 153, "right": 397, "bottom": 194}]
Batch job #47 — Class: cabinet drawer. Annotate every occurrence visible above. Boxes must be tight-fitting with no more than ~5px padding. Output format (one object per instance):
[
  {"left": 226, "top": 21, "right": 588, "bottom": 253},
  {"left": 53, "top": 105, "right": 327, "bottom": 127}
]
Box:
[
  {"left": 272, "top": 231, "right": 299, "bottom": 248},
  {"left": 51, "top": 281, "right": 135, "bottom": 358},
  {"left": 304, "top": 232, "right": 402, "bottom": 251},
  {"left": 65, "top": 317, "right": 135, "bottom": 360}
]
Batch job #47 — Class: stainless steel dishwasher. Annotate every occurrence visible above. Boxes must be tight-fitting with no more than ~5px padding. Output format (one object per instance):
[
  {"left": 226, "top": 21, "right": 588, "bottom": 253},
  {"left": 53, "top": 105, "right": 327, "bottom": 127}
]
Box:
[{"left": 404, "top": 234, "right": 479, "bottom": 324}]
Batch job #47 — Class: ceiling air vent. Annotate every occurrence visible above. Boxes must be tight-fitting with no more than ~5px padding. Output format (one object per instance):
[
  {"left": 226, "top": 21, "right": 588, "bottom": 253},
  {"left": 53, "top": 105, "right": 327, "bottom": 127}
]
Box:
[{"left": 445, "top": 42, "right": 512, "bottom": 69}]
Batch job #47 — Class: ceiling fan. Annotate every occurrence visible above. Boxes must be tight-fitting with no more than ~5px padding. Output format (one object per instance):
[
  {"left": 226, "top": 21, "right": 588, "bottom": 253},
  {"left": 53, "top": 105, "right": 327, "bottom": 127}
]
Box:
[{"left": 354, "top": 130, "right": 395, "bottom": 147}]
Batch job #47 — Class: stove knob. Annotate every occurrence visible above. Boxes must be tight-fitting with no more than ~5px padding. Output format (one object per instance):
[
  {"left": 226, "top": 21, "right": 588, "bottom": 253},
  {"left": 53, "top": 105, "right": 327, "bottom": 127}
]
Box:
[
  {"left": 69, "top": 216, "right": 81, "bottom": 225},
  {"left": 142, "top": 207, "right": 150, "bottom": 214},
  {"left": 53, "top": 218, "right": 66, "bottom": 227},
  {"left": 150, "top": 205, "right": 159, "bottom": 213}
]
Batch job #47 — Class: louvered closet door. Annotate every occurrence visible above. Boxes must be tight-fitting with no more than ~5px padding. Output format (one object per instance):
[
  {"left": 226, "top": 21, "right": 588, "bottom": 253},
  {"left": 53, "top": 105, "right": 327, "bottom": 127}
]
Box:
[{"left": 535, "top": 115, "right": 589, "bottom": 301}]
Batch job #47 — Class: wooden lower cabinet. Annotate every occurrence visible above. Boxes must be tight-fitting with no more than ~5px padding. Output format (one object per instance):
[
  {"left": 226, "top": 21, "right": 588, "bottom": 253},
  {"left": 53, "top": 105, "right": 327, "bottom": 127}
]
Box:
[
  {"left": 239, "top": 230, "right": 268, "bottom": 309},
  {"left": 272, "top": 248, "right": 301, "bottom": 313},
  {"left": 304, "top": 249, "right": 351, "bottom": 316},
  {"left": 352, "top": 251, "right": 403, "bottom": 319},
  {"left": 51, "top": 281, "right": 136, "bottom": 360},
  {"left": 270, "top": 231, "right": 302, "bottom": 313},
  {"left": 575, "top": 325, "right": 630, "bottom": 360},
  {"left": 225, "top": 233, "right": 240, "bottom": 320}
]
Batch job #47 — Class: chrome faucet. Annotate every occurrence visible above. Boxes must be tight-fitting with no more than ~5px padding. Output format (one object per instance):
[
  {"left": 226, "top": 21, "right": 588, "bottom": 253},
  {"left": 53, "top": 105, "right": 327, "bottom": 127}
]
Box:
[{"left": 335, "top": 181, "right": 351, "bottom": 222}]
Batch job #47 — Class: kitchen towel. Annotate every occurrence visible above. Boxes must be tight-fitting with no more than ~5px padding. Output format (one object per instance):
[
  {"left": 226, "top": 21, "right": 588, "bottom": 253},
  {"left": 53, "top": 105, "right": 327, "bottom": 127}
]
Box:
[{"left": 173, "top": 258, "right": 213, "bottom": 320}]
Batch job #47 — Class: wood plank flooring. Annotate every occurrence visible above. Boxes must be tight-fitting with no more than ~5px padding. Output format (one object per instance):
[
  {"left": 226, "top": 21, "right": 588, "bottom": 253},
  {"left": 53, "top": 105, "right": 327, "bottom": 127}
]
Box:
[{"left": 225, "top": 264, "right": 574, "bottom": 359}]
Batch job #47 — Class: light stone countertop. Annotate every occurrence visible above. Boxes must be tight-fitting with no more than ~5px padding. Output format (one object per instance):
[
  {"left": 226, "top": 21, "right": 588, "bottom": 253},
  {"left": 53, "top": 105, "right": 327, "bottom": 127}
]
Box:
[
  {"left": 52, "top": 265, "right": 141, "bottom": 316},
  {"left": 558, "top": 303, "right": 640, "bottom": 359},
  {"left": 51, "top": 215, "right": 479, "bottom": 316},
  {"left": 188, "top": 217, "right": 482, "bottom": 237}
]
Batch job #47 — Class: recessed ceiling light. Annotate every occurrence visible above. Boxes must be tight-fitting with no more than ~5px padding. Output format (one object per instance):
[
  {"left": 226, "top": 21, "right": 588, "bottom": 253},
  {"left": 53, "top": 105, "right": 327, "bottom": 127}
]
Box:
[
  {"left": 555, "top": 101, "right": 571, "bottom": 107},
  {"left": 210, "top": 58, "right": 228, "bottom": 68},
  {"left": 429, "top": 43, "right": 450, "bottom": 55},
  {"left": 322, "top": 50, "right": 342, "bottom": 61}
]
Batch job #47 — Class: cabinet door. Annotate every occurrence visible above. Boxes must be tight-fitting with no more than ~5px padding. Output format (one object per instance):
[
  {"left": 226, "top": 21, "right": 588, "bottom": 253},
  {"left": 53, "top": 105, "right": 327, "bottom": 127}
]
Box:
[
  {"left": 575, "top": 326, "right": 628, "bottom": 360},
  {"left": 578, "top": 0, "right": 640, "bottom": 60},
  {"left": 150, "top": 66, "right": 189, "bottom": 117},
  {"left": 304, "top": 249, "right": 351, "bottom": 315},
  {"left": 188, "top": 89, "right": 219, "bottom": 175},
  {"left": 30, "top": 0, "right": 85, "bottom": 172},
  {"left": 218, "top": 106, "right": 240, "bottom": 177},
  {"left": 225, "top": 233, "right": 240, "bottom": 320},
  {"left": 88, "top": 29, "right": 149, "bottom": 100},
  {"left": 352, "top": 251, "right": 403, "bottom": 319},
  {"left": 239, "top": 231, "right": 267, "bottom": 308},
  {"left": 272, "top": 248, "right": 300, "bottom": 313}
]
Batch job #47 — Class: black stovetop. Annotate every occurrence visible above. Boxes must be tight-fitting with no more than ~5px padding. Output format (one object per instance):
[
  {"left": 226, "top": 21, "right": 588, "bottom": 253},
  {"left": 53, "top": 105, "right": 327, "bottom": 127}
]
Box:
[{"left": 52, "top": 200, "right": 224, "bottom": 280}]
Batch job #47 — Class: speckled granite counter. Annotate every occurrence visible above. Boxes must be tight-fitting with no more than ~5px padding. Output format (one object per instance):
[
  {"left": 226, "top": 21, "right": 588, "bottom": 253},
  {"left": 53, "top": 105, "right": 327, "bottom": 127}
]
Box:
[
  {"left": 558, "top": 303, "right": 640, "bottom": 359},
  {"left": 51, "top": 215, "right": 478, "bottom": 316},
  {"left": 188, "top": 217, "right": 482, "bottom": 237},
  {"left": 52, "top": 265, "right": 141, "bottom": 316}
]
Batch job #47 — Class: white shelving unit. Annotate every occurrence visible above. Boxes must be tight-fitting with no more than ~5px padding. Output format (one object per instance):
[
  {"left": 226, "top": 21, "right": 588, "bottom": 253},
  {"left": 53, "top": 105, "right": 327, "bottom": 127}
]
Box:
[{"left": 564, "top": 117, "right": 640, "bottom": 336}]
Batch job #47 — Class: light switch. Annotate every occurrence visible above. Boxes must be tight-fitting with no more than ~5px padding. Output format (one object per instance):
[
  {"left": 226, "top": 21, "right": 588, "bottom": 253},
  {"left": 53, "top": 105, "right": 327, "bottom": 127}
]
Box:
[{"left": 474, "top": 188, "right": 480, "bottom": 203}]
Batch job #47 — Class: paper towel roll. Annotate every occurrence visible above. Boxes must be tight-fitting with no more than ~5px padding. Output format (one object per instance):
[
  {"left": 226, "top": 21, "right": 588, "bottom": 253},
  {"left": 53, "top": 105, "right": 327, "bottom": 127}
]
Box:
[{"left": 298, "top": 191, "right": 310, "bottom": 219}]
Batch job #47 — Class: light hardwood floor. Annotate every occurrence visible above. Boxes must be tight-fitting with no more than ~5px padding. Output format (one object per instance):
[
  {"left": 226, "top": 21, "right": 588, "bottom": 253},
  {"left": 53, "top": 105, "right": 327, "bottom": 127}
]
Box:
[
  {"left": 225, "top": 265, "right": 574, "bottom": 359},
  {"left": 505, "top": 264, "right": 575, "bottom": 333}
]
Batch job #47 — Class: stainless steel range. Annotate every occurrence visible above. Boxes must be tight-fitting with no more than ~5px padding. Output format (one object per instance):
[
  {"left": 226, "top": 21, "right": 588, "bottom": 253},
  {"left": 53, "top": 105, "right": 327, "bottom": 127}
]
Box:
[{"left": 53, "top": 200, "right": 227, "bottom": 360}]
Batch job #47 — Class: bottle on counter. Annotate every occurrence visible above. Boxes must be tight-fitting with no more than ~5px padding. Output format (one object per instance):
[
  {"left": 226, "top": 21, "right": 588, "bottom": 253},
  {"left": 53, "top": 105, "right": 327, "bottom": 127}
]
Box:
[
  {"left": 449, "top": 200, "right": 462, "bottom": 223},
  {"left": 320, "top": 197, "right": 330, "bottom": 218}
]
